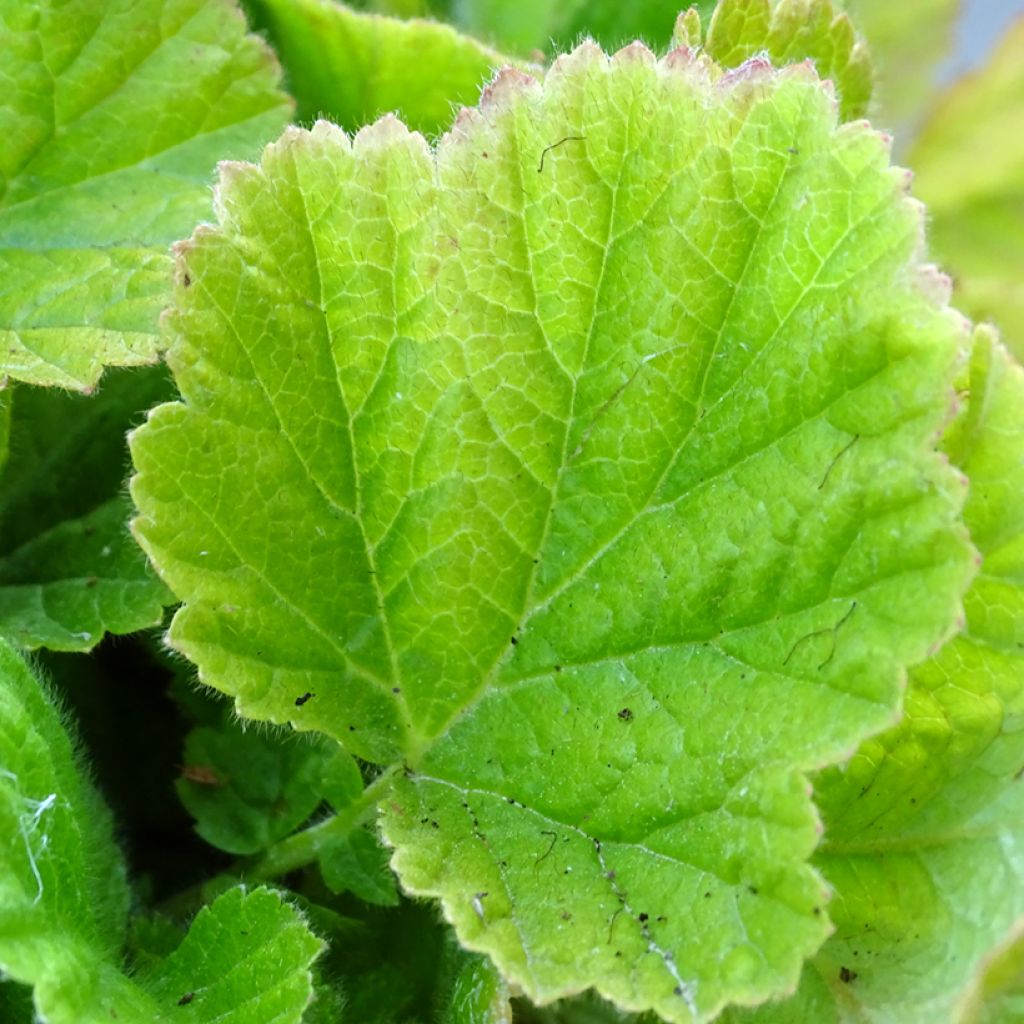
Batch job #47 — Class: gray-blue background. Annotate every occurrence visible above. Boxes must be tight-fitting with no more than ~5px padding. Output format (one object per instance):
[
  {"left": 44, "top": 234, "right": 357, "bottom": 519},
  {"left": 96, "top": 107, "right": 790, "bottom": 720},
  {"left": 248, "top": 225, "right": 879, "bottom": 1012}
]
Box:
[{"left": 946, "top": 0, "right": 1024, "bottom": 79}]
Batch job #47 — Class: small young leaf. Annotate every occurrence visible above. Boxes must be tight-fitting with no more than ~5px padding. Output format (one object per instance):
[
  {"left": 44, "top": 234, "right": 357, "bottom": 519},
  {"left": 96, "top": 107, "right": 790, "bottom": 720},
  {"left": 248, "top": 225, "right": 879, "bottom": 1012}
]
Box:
[
  {"left": 132, "top": 44, "right": 973, "bottom": 1020},
  {"left": 698, "top": 0, "right": 872, "bottom": 120},
  {"left": 247, "top": 0, "right": 517, "bottom": 134},
  {"left": 0, "top": 0, "right": 291, "bottom": 390},
  {"left": 909, "top": 19, "right": 1024, "bottom": 361},
  {"left": 0, "top": 367, "right": 174, "bottom": 650},
  {"left": 319, "top": 828, "right": 400, "bottom": 906},
  {"left": 176, "top": 718, "right": 334, "bottom": 855},
  {"left": 321, "top": 747, "right": 367, "bottom": 812}
]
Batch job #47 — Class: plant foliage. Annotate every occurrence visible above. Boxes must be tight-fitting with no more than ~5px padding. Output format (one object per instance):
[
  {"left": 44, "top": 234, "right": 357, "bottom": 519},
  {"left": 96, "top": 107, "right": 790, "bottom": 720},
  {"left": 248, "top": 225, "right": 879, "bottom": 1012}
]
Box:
[{"left": 2, "top": 0, "right": 1023, "bottom": 1022}]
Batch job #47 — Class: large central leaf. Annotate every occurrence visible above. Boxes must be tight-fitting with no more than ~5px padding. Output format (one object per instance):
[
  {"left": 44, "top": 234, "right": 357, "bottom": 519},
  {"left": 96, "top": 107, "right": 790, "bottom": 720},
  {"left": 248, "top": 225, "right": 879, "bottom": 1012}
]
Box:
[{"left": 131, "top": 44, "right": 973, "bottom": 1021}]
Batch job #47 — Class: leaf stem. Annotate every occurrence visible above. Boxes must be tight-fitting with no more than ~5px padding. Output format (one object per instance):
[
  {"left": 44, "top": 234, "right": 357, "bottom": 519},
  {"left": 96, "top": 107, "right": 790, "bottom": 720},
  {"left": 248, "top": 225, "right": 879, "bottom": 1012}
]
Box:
[
  {"left": 157, "top": 766, "right": 398, "bottom": 919},
  {"left": 248, "top": 767, "right": 394, "bottom": 880}
]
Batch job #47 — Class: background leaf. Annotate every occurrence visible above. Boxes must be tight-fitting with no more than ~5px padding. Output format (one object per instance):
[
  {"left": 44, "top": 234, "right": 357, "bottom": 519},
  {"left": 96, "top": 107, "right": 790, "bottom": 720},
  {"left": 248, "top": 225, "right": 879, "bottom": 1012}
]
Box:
[
  {"left": 441, "top": 951, "right": 513, "bottom": 1024},
  {"left": 0, "top": 0, "right": 291, "bottom": 389},
  {"left": 245, "top": 0, "right": 518, "bottom": 135},
  {"left": 350, "top": 0, "right": 698, "bottom": 55},
  {"left": 176, "top": 716, "right": 337, "bottom": 855},
  {"left": 956, "top": 921, "right": 1024, "bottom": 1024},
  {"left": 0, "top": 639, "right": 136, "bottom": 1017},
  {"left": 319, "top": 827, "right": 400, "bottom": 905},
  {"left": 909, "top": 18, "right": 1024, "bottom": 361},
  {"left": 0, "top": 640, "right": 322, "bottom": 1021},
  {"left": 697, "top": 0, "right": 871, "bottom": 120},
  {"left": 0, "top": 366, "right": 174, "bottom": 650},
  {"left": 838, "top": 0, "right": 959, "bottom": 132},
  {"left": 137, "top": 886, "right": 323, "bottom": 1023}
]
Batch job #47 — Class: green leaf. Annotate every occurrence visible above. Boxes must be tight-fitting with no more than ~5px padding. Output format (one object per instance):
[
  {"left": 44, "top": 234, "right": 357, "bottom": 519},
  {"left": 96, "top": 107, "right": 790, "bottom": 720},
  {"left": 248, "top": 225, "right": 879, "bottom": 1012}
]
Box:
[
  {"left": 176, "top": 717, "right": 334, "bottom": 855},
  {"left": 957, "top": 922, "right": 1024, "bottom": 1024},
  {"left": 0, "top": 367, "right": 174, "bottom": 650},
  {"left": 0, "top": 641, "right": 323, "bottom": 1022},
  {"left": 0, "top": 981, "right": 33, "bottom": 1023},
  {"left": 319, "top": 827, "right": 400, "bottom": 905},
  {"left": 442, "top": 951, "right": 512, "bottom": 1024},
  {"left": 0, "top": 0, "right": 291, "bottom": 390},
  {"left": 838, "top": 0, "right": 959, "bottom": 131},
  {"left": 440, "top": 0, "right": 697, "bottom": 56},
  {"left": 909, "top": 18, "right": 1024, "bottom": 362},
  {"left": 730, "top": 330, "right": 1024, "bottom": 1022},
  {"left": 695, "top": 0, "right": 871, "bottom": 121},
  {"left": 0, "top": 391, "right": 11, "bottom": 476},
  {"left": 0, "top": 639, "right": 132, "bottom": 1010},
  {"left": 131, "top": 46, "right": 973, "bottom": 1020},
  {"left": 306, "top": 896, "right": 452, "bottom": 1023},
  {"left": 0, "top": 496, "right": 171, "bottom": 650},
  {"left": 321, "top": 747, "right": 366, "bottom": 811},
  {"left": 247, "top": 0, "right": 517, "bottom": 134},
  {"left": 137, "top": 886, "right": 324, "bottom": 1023}
]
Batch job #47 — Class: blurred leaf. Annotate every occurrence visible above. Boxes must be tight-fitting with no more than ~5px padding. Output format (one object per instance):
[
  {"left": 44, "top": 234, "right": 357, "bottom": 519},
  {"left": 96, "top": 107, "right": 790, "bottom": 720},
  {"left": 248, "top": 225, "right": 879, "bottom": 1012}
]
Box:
[
  {"left": 352, "top": 0, "right": 702, "bottom": 56},
  {"left": 910, "top": 18, "right": 1024, "bottom": 361},
  {"left": 0, "top": 0, "right": 291, "bottom": 389},
  {"left": 956, "top": 921, "right": 1024, "bottom": 1024},
  {"left": 247, "top": 0, "right": 516, "bottom": 134},
  {"left": 839, "top": 0, "right": 959, "bottom": 132},
  {"left": 441, "top": 952, "right": 512, "bottom": 1024},
  {"left": 0, "top": 639, "right": 134, "bottom": 1015}
]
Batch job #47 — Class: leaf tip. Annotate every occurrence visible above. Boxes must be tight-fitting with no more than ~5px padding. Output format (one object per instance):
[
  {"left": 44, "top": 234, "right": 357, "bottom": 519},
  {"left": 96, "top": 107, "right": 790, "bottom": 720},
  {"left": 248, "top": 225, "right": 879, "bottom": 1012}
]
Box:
[
  {"left": 479, "top": 66, "right": 542, "bottom": 111},
  {"left": 611, "top": 40, "right": 657, "bottom": 67},
  {"left": 353, "top": 112, "right": 428, "bottom": 160}
]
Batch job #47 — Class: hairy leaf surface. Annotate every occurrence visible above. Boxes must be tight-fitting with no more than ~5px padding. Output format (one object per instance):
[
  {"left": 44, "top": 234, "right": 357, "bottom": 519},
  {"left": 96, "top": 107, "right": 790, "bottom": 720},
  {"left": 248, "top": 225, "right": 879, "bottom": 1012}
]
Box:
[
  {"left": 246, "top": 0, "right": 516, "bottom": 135},
  {"left": 131, "top": 45, "right": 973, "bottom": 1020},
  {"left": 0, "top": 0, "right": 291, "bottom": 389},
  {"left": 0, "top": 640, "right": 132, "bottom": 1013},
  {"left": 0, "top": 641, "right": 323, "bottom": 1022},
  {"left": 910, "top": 19, "right": 1024, "bottom": 361},
  {"left": 0, "top": 368, "right": 174, "bottom": 649}
]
